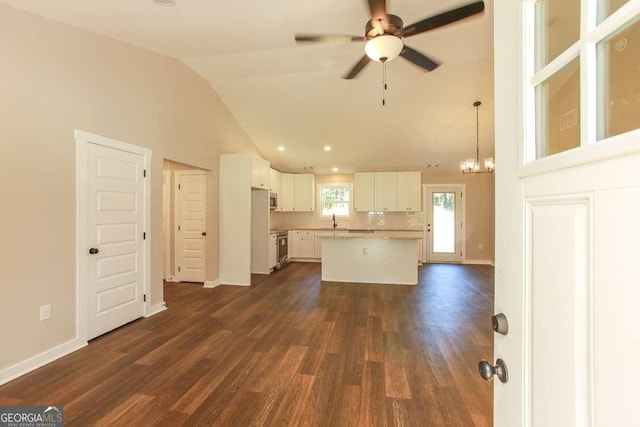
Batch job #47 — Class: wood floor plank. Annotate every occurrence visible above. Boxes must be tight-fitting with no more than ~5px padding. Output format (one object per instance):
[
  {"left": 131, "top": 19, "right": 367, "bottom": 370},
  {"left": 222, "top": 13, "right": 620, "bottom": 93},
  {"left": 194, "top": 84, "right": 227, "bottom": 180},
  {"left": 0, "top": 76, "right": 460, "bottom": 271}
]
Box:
[{"left": 0, "top": 262, "right": 494, "bottom": 426}]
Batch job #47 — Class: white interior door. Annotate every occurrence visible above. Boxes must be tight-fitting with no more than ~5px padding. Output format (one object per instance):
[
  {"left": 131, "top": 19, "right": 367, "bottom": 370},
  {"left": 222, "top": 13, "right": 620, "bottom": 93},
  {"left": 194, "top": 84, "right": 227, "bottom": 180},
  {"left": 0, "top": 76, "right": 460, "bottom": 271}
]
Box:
[
  {"left": 174, "top": 171, "right": 206, "bottom": 283},
  {"left": 494, "top": 2, "right": 640, "bottom": 426},
  {"left": 424, "top": 186, "right": 463, "bottom": 263},
  {"left": 86, "top": 142, "right": 146, "bottom": 340}
]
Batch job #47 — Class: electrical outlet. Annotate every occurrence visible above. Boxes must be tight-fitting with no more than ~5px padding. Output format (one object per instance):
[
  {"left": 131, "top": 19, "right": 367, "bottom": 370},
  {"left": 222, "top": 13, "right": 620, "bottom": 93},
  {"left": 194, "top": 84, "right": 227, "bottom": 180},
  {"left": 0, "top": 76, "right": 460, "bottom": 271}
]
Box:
[
  {"left": 40, "top": 304, "right": 51, "bottom": 321},
  {"left": 362, "top": 248, "right": 367, "bottom": 255},
  {"left": 478, "top": 243, "right": 483, "bottom": 250}
]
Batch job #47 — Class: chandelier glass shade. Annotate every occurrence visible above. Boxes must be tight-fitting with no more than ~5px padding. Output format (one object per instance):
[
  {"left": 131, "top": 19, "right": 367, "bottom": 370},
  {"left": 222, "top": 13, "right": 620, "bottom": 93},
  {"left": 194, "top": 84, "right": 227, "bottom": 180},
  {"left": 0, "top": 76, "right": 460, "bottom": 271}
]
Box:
[
  {"left": 364, "top": 35, "right": 404, "bottom": 62},
  {"left": 460, "top": 101, "right": 494, "bottom": 174}
]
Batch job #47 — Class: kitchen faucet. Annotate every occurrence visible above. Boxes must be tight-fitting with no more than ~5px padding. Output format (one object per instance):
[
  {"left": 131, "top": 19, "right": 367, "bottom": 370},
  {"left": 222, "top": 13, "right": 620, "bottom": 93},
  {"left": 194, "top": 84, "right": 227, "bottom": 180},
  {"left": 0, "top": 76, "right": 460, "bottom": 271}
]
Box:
[{"left": 332, "top": 213, "right": 337, "bottom": 229}]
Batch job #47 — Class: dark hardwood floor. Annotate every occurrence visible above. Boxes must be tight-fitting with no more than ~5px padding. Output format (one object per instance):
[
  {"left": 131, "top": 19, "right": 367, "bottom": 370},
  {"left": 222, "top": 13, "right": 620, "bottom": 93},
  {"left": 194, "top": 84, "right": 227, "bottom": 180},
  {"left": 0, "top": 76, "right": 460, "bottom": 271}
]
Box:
[{"left": 0, "top": 262, "right": 494, "bottom": 426}]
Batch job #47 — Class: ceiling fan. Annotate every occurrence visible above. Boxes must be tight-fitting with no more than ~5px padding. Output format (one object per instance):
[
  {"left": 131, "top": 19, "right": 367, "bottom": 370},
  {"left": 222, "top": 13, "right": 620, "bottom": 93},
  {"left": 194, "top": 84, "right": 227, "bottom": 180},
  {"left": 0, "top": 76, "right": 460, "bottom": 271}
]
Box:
[{"left": 295, "top": 0, "right": 485, "bottom": 79}]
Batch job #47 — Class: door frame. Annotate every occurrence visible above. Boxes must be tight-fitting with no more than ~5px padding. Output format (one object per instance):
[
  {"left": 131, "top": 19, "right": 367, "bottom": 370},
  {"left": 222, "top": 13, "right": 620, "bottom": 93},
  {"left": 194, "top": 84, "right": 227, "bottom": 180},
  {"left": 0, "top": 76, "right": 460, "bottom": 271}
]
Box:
[
  {"left": 75, "top": 129, "right": 151, "bottom": 343},
  {"left": 162, "top": 170, "right": 173, "bottom": 280},
  {"left": 422, "top": 184, "right": 466, "bottom": 263},
  {"left": 173, "top": 170, "right": 208, "bottom": 282}
]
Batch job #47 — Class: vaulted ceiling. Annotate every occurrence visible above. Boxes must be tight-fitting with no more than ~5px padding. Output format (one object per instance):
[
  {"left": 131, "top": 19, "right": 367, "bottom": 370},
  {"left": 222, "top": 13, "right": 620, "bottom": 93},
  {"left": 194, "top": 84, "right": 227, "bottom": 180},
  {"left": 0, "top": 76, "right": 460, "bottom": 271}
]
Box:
[{"left": 3, "top": 0, "right": 496, "bottom": 174}]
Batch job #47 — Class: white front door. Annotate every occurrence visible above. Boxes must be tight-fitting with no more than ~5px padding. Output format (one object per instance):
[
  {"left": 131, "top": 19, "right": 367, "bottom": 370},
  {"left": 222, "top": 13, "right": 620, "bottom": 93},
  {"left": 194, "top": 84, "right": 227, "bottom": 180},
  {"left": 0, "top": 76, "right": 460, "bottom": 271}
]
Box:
[
  {"left": 424, "top": 186, "right": 464, "bottom": 263},
  {"left": 86, "top": 142, "right": 146, "bottom": 340},
  {"left": 494, "top": 2, "right": 640, "bottom": 426},
  {"left": 174, "top": 171, "right": 207, "bottom": 283}
]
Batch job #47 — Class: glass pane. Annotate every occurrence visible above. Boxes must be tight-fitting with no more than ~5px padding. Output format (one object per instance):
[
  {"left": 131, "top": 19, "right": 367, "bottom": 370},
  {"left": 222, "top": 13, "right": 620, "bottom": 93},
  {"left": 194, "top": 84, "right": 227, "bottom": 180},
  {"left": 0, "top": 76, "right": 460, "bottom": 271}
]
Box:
[
  {"left": 535, "top": 0, "right": 581, "bottom": 69},
  {"left": 321, "top": 186, "right": 350, "bottom": 202},
  {"left": 322, "top": 202, "right": 349, "bottom": 216},
  {"left": 597, "top": 17, "right": 640, "bottom": 139},
  {"left": 535, "top": 59, "right": 581, "bottom": 158},
  {"left": 432, "top": 192, "right": 455, "bottom": 254},
  {"left": 598, "top": 0, "right": 630, "bottom": 23}
]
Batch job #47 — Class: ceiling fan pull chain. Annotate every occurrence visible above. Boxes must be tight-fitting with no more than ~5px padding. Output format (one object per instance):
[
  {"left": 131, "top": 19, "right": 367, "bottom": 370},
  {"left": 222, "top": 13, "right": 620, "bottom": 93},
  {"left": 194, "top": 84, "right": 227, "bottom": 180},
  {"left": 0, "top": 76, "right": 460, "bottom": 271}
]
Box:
[{"left": 382, "top": 59, "right": 387, "bottom": 106}]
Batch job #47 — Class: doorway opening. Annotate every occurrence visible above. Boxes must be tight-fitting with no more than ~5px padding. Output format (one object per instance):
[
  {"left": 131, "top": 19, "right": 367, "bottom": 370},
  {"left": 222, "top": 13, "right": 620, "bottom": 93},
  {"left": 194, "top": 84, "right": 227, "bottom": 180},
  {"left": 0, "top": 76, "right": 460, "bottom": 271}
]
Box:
[{"left": 162, "top": 159, "right": 208, "bottom": 284}]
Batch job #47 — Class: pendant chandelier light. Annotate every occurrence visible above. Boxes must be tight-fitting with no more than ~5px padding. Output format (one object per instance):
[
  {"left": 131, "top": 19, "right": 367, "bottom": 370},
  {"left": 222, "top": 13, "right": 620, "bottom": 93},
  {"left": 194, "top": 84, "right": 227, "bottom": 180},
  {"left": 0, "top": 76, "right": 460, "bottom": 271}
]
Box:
[{"left": 460, "top": 101, "right": 494, "bottom": 174}]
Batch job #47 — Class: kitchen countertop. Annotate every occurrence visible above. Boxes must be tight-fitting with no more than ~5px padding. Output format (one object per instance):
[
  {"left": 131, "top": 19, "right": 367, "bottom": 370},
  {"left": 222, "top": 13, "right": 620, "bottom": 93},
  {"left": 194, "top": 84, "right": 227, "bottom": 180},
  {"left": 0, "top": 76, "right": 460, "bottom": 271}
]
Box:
[{"left": 321, "top": 235, "right": 420, "bottom": 240}]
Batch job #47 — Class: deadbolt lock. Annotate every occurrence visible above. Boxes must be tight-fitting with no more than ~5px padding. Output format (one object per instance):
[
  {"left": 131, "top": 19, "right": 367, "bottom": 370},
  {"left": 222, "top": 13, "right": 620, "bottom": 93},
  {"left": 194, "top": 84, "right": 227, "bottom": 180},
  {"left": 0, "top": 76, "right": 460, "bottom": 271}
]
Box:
[{"left": 491, "top": 313, "right": 509, "bottom": 335}]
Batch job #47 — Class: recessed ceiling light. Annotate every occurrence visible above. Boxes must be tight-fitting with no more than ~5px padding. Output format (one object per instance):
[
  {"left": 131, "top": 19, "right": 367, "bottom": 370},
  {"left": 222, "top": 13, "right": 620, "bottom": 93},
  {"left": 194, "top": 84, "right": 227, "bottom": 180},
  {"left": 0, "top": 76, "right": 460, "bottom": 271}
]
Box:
[
  {"left": 332, "top": 167, "right": 339, "bottom": 172},
  {"left": 153, "top": 0, "right": 176, "bottom": 7},
  {"left": 324, "top": 146, "right": 332, "bottom": 152},
  {"left": 277, "top": 146, "right": 285, "bottom": 152}
]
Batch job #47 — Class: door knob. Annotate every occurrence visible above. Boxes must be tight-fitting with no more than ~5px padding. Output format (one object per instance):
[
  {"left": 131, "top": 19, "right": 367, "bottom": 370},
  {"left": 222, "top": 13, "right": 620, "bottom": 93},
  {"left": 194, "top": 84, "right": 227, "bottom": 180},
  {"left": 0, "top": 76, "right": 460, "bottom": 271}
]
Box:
[
  {"left": 491, "top": 313, "right": 509, "bottom": 335},
  {"left": 478, "top": 359, "right": 508, "bottom": 383},
  {"left": 201, "top": 232, "right": 207, "bottom": 236},
  {"left": 88, "top": 248, "right": 99, "bottom": 255}
]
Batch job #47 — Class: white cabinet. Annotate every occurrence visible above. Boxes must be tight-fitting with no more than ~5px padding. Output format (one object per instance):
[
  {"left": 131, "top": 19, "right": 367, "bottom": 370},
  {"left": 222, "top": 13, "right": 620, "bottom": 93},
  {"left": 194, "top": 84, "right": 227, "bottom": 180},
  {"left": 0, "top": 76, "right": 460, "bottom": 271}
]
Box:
[
  {"left": 354, "top": 171, "right": 421, "bottom": 212},
  {"left": 397, "top": 171, "right": 421, "bottom": 211},
  {"left": 280, "top": 173, "right": 315, "bottom": 212},
  {"left": 294, "top": 174, "right": 314, "bottom": 211},
  {"left": 354, "top": 173, "right": 375, "bottom": 212},
  {"left": 251, "top": 156, "right": 270, "bottom": 189},
  {"left": 270, "top": 168, "right": 281, "bottom": 195},
  {"left": 374, "top": 172, "right": 398, "bottom": 212},
  {"left": 269, "top": 232, "right": 277, "bottom": 269},
  {"left": 290, "top": 230, "right": 315, "bottom": 258},
  {"left": 281, "top": 173, "right": 295, "bottom": 211}
]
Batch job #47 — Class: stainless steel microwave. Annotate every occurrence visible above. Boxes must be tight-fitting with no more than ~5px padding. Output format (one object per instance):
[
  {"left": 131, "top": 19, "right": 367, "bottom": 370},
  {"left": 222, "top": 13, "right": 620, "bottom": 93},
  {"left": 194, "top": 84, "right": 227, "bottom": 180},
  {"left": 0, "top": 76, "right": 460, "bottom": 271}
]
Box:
[{"left": 269, "top": 193, "right": 277, "bottom": 210}]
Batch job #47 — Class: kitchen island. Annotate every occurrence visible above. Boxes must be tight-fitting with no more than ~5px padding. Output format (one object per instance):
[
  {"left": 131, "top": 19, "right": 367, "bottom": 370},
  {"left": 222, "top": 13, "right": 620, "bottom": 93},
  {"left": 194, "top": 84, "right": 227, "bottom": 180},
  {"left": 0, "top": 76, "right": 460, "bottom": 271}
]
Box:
[{"left": 321, "top": 235, "right": 419, "bottom": 285}]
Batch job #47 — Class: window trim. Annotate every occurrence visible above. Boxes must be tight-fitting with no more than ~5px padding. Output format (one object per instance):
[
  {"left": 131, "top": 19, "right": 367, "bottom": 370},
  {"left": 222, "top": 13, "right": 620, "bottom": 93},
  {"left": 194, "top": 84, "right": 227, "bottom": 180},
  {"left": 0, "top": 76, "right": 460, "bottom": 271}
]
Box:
[{"left": 316, "top": 183, "right": 354, "bottom": 219}]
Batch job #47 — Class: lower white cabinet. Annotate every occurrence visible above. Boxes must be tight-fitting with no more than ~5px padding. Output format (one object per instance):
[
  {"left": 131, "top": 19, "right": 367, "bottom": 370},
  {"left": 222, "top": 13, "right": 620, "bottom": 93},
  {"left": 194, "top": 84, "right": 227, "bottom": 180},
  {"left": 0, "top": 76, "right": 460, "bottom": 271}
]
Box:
[{"left": 290, "top": 230, "right": 314, "bottom": 258}]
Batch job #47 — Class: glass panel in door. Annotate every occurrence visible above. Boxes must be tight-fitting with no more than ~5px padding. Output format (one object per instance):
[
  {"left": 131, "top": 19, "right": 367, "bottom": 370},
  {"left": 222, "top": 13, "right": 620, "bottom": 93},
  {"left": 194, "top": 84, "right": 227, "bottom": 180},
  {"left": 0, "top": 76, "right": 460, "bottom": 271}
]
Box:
[
  {"left": 597, "top": 17, "right": 640, "bottom": 139},
  {"left": 432, "top": 192, "right": 456, "bottom": 253}
]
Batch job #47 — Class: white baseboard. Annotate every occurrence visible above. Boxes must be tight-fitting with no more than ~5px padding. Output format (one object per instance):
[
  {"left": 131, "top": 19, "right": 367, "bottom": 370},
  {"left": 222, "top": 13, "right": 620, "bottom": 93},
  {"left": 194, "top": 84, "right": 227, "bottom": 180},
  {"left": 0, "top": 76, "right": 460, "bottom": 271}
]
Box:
[
  {"left": 145, "top": 302, "right": 167, "bottom": 317},
  {"left": 0, "top": 338, "right": 87, "bottom": 387},
  {"left": 164, "top": 276, "right": 178, "bottom": 282},
  {"left": 463, "top": 259, "right": 494, "bottom": 266},
  {"left": 203, "top": 279, "right": 221, "bottom": 289},
  {"left": 288, "top": 258, "right": 321, "bottom": 263}
]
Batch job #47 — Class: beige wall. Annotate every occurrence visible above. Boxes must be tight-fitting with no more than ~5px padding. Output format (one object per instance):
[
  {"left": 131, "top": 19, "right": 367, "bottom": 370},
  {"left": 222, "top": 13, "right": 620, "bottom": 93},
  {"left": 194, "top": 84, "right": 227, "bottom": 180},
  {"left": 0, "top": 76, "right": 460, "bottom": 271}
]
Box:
[
  {"left": 270, "top": 172, "right": 495, "bottom": 261},
  {"left": 0, "top": 4, "right": 260, "bottom": 371}
]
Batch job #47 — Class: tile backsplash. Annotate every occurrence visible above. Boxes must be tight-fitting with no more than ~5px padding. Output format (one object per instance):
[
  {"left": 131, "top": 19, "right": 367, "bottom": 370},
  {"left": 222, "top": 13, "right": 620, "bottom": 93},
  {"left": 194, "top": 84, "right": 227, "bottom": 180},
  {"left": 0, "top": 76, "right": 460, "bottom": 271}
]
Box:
[{"left": 270, "top": 211, "right": 424, "bottom": 231}]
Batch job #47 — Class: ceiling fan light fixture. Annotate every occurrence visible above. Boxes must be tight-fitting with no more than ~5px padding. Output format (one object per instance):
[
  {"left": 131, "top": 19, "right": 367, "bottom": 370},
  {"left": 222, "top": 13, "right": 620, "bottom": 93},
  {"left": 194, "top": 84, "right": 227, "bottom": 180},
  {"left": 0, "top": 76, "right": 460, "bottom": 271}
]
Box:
[
  {"left": 153, "top": 0, "right": 176, "bottom": 7},
  {"left": 364, "top": 35, "right": 403, "bottom": 62}
]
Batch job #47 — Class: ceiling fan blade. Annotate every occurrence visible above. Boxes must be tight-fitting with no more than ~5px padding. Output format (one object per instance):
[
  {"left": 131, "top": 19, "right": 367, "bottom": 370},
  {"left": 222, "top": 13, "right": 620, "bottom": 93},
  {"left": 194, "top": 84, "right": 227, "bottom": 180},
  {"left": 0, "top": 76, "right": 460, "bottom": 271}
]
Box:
[
  {"left": 343, "top": 55, "right": 371, "bottom": 79},
  {"left": 295, "top": 34, "right": 365, "bottom": 43},
  {"left": 367, "top": 0, "right": 389, "bottom": 29},
  {"left": 400, "top": 46, "right": 440, "bottom": 72},
  {"left": 401, "top": 1, "right": 485, "bottom": 38}
]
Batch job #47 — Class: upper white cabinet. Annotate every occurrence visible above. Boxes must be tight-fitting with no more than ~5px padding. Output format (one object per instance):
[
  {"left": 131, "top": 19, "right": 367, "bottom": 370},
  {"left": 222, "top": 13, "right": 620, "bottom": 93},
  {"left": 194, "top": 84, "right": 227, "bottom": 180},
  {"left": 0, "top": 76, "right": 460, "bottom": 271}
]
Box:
[
  {"left": 354, "top": 171, "right": 421, "bottom": 212},
  {"left": 374, "top": 172, "right": 398, "bottom": 212},
  {"left": 280, "top": 173, "right": 295, "bottom": 211},
  {"left": 294, "top": 174, "right": 314, "bottom": 211},
  {"left": 397, "top": 171, "right": 422, "bottom": 211},
  {"left": 269, "top": 169, "right": 283, "bottom": 211},
  {"left": 280, "top": 173, "right": 314, "bottom": 212},
  {"left": 269, "top": 168, "right": 281, "bottom": 194},
  {"left": 251, "top": 156, "right": 270, "bottom": 189},
  {"left": 354, "top": 172, "right": 375, "bottom": 212}
]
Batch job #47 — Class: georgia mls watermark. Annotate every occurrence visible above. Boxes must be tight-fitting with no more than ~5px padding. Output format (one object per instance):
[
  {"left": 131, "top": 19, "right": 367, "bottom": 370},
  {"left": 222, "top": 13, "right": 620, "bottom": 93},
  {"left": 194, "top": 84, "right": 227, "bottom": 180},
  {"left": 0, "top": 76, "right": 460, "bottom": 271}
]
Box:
[{"left": 0, "top": 406, "right": 63, "bottom": 427}]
